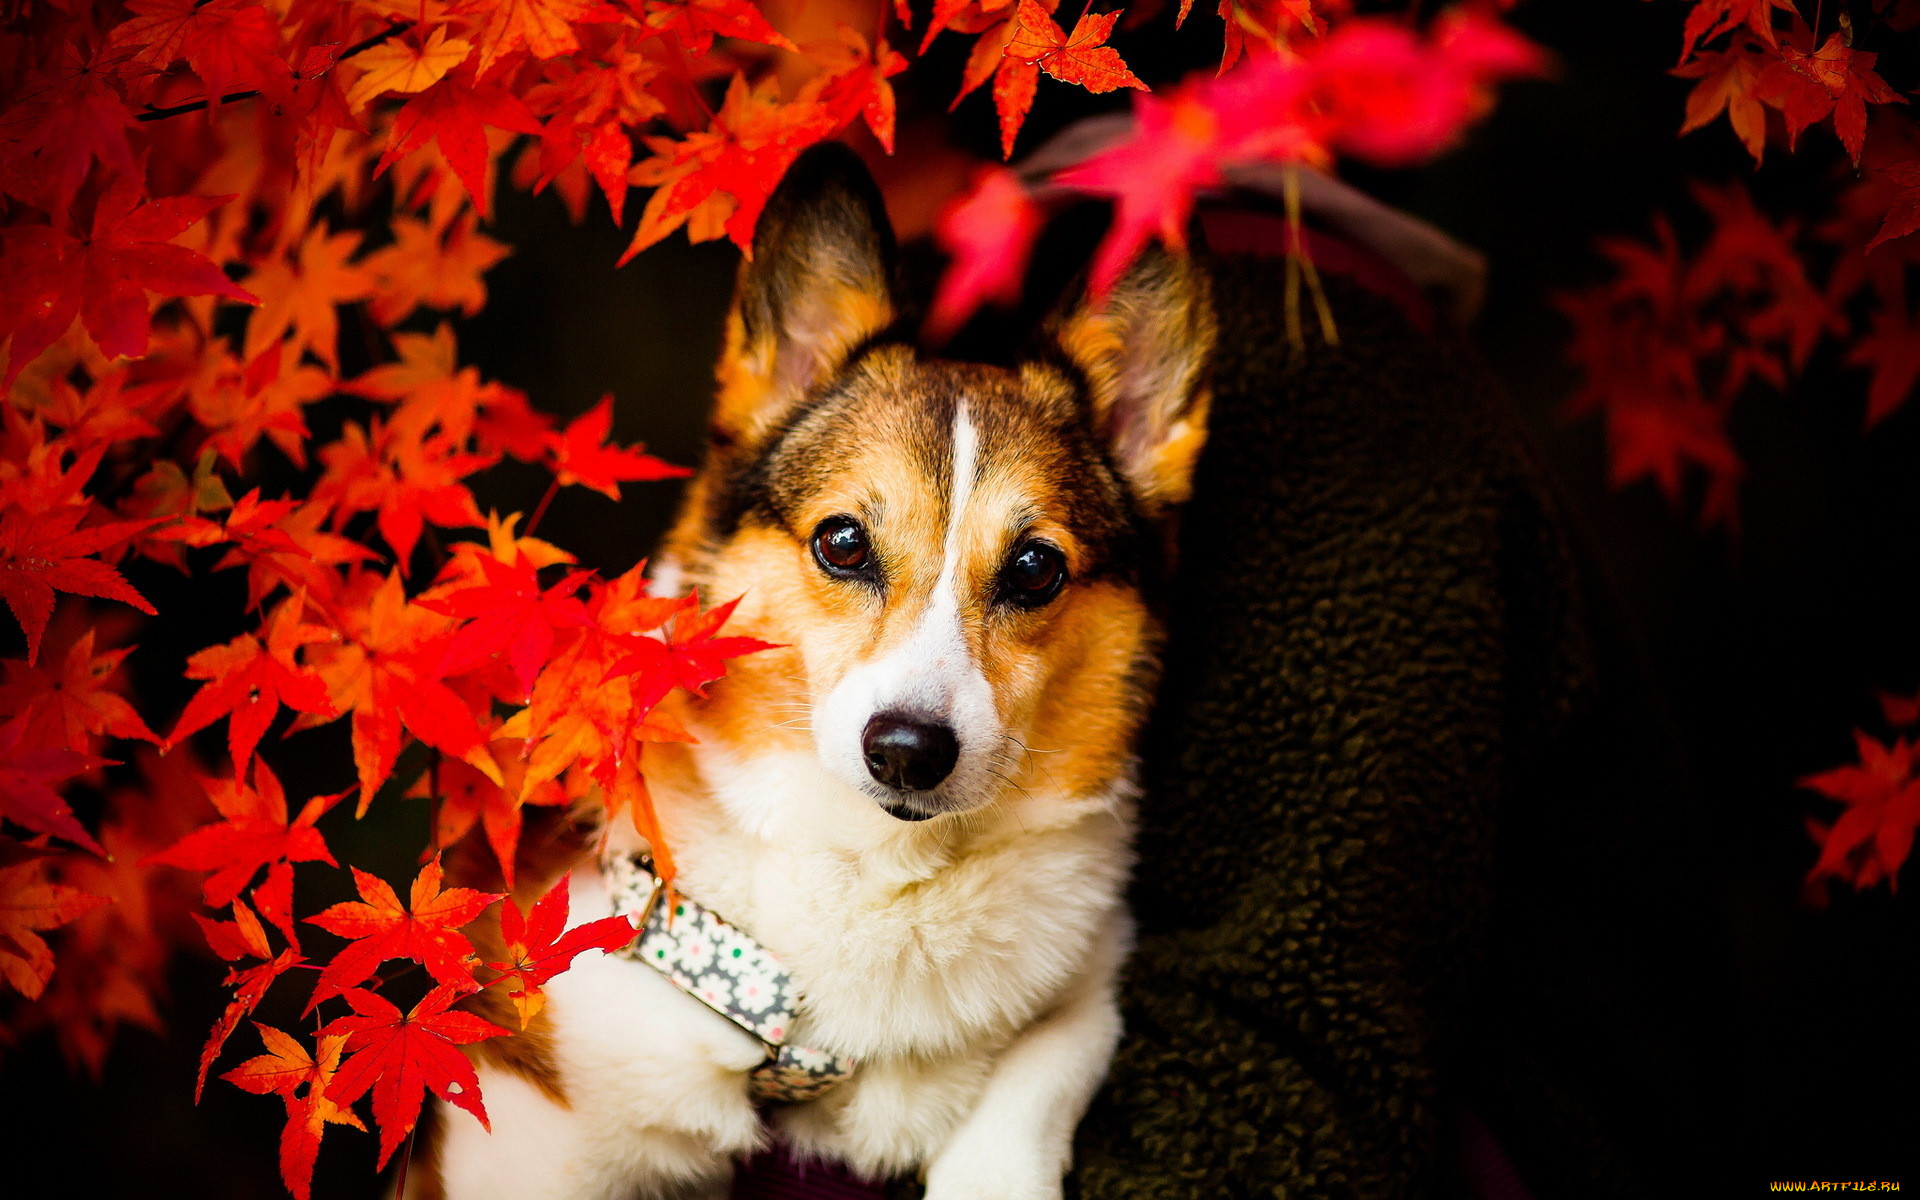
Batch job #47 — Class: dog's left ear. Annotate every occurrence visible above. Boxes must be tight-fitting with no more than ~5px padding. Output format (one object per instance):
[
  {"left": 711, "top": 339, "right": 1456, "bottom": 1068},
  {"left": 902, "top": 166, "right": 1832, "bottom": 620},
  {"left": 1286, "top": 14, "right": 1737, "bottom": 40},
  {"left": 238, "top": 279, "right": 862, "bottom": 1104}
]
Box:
[
  {"left": 712, "top": 143, "right": 897, "bottom": 451},
  {"left": 1051, "top": 250, "right": 1216, "bottom": 516}
]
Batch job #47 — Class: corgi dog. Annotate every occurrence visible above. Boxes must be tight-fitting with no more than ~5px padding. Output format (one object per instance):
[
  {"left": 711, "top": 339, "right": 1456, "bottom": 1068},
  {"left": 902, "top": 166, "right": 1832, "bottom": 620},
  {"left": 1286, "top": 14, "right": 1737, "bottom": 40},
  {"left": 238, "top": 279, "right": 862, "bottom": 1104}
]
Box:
[{"left": 427, "top": 144, "right": 1216, "bottom": 1200}]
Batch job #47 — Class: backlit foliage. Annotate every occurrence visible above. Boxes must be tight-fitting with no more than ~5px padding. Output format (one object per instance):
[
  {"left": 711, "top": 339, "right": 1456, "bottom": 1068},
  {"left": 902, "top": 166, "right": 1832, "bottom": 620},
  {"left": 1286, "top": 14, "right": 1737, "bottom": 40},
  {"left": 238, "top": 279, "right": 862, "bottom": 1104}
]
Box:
[{"left": 0, "top": 0, "right": 1905, "bottom": 1191}]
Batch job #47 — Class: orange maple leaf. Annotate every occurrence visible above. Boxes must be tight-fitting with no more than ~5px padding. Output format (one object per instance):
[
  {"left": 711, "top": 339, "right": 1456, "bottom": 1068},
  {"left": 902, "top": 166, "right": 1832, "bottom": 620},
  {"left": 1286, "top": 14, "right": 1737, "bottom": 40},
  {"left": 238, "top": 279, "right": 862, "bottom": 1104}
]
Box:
[
  {"left": 165, "top": 595, "right": 339, "bottom": 771},
  {"left": 429, "top": 733, "right": 565, "bottom": 891},
  {"left": 241, "top": 224, "right": 377, "bottom": 373},
  {"left": 1676, "top": 38, "right": 1773, "bottom": 163},
  {"left": 343, "top": 26, "right": 475, "bottom": 111},
  {"left": 456, "top": 0, "right": 595, "bottom": 76},
  {"left": 347, "top": 323, "right": 551, "bottom": 457},
  {"left": 223, "top": 1025, "right": 365, "bottom": 1200},
  {"left": 0, "top": 857, "right": 109, "bottom": 998},
  {"left": 1004, "top": 0, "right": 1145, "bottom": 93},
  {"left": 186, "top": 340, "right": 333, "bottom": 470},
  {"left": 630, "top": 0, "right": 798, "bottom": 56},
  {"left": 812, "top": 26, "right": 908, "bottom": 154},
  {"left": 193, "top": 894, "right": 304, "bottom": 1099},
  {"left": 313, "top": 419, "right": 491, "bottom": 569},
  {"left": 623, "top": 74, "right": 839, "bottom": 260},
  {"left": 363, "top": 211, "right": 511, "bottom": 326}
]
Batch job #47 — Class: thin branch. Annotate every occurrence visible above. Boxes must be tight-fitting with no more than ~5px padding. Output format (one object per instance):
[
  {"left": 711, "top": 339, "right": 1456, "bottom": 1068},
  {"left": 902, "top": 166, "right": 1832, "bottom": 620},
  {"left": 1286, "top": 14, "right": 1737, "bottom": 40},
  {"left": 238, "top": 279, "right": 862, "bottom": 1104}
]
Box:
[
  {"left": 133, "top": 20, "right": 414, "bottom": 123},
  {"left": 524, "top": 476, "right": 562, "bottom": 538}
]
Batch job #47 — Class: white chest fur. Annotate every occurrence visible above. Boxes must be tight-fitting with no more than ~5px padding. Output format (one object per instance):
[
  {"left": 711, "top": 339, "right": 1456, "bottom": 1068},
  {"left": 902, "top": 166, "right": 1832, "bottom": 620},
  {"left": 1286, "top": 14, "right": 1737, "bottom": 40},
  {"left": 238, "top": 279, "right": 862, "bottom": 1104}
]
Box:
[
  {"left": 437, "top": 748, "right": 1136, "bottom": 1200},
  {"left": 595, "top": 742, "right": 1137, "bottom": 1179}
]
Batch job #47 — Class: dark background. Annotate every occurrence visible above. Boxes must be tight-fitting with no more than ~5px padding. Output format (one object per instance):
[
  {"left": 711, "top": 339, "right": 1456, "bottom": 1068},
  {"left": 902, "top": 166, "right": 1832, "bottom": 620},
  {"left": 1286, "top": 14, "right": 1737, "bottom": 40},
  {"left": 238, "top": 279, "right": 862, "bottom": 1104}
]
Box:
[{"left": 4, "top": 0, "right": 1918, "bottom": 1192}]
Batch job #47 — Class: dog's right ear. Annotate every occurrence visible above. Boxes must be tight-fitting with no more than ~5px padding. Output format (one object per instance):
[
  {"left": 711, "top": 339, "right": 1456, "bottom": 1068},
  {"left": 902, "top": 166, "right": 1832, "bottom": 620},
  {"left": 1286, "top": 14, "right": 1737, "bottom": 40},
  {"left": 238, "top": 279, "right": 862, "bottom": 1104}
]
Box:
[{"left": 712, "top": 143, "right": 897, "bottom": 451}]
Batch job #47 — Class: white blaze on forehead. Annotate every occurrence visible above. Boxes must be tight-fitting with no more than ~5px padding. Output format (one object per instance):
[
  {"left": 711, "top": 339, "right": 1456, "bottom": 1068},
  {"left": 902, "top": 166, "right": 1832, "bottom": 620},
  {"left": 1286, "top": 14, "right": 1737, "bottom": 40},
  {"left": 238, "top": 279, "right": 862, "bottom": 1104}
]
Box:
[
  {"left": 932, "top": 401, "right": 979, "bottom": 626},
  {"left": 811, "top": 402, "right": 1004, "bottom": 806}
]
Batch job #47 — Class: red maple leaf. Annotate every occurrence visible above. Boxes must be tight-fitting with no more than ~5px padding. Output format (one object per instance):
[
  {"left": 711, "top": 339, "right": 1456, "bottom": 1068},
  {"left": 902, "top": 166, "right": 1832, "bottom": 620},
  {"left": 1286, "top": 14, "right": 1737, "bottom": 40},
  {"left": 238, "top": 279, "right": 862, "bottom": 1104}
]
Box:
[
  {"left": 1846, "top": 291, "right": 1920, "bottom": 428},
  {"left": 622, "top": 75, "right": 839, "bottom": 260},
  {"left": 0, "top": 716, "right": 109, "bottom": 855},
  {"left": 0, "top": 856, "right": 110, "bottom": 998},
  {"left": 1802, "top": 731, "right": 1920, "bottom": 897},
  {"left": 608, "top": 593, "right": 777, "bottom": 707},
  {"left": 430, "top": 734, "right": 566, "bottom": 891},
  {"left": 1004, "top": 0, "right": 1145, "bottom": 93},
  {"left": 927, "top": 166, "right": 1041, "bottom": 342},
  {"left": 0, "top": 628, "right": 157, "bottom": 750},
  {"left": 144, "top": 758, "right": 341, "bottom": 907},
  {"left": 1676, "top": 38, "right": 1773, "bottom": 164},
  {"left": 303, "top": 570, "right": 498, "bottom": 812},
  {"left": 1866, "top": 162, "right": 1920, "bottom": 254},
  {"left": 1315, "top": 11, "right": 1546, "bottom": 167},
  {"left": 418, "top": 552, "right": 592, "bottom": 699},
  {"left": 1052, "top": 87, "right": 1231, "bottom": 295},
  {"left": 629, "top": 0, "right": 798, "bottom": 57},
  {"left": 0, "top": 505, "right": 158, "bottom": 665},
  {"left": 487, "top": 881, "right": 636, "bottom": 1025},
  {"left": 165, "top": 595, "right": 338, "bottom": 771},
  {"left": 0, "top": 37, "right": 140, "bottom": 222},
  {"left": 192, "top": 894, "right": 303, "bottom": 1099},
  {"left": 375, "top": 66, "right": 545, "bottom": 214},
  {"left": 545, "top": 394, "right": 690, "bottom": 502},
  {"left": 991, "top": 0, "right": 1143, "bottom": 155},
  {"left": 1678, "top": 0, "right": 1795, "bottom": 64},
  {"left": 1758, "top": 30, "right": 1906, "bottom": 164},
  {"left": 313, "top": 421, "right": 492, "bottom": 570},
  {"left": 321, "top": 984, "right": 512, "bottom": 1167},
  {"left": 305, "top": 858, "right": 503, "bottom": 1005},
  {"left": 519, "top": 34, "right": 664, "bottom": 224},
  {"left": 223, "top": 1025, "right": 365, "bottom": 1200},
  {"left": 0, "top": 172, "right": 257, "bottom": 389},
  {"left": 112, "top": 0, "right": 288, "bottom": 108}
]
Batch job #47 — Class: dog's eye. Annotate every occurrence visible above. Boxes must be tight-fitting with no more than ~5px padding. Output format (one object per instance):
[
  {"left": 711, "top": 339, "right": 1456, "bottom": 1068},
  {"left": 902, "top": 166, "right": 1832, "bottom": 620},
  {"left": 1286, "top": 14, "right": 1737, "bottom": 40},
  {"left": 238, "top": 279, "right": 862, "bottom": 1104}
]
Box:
[
  {"left": 999, "top": 541, "right": 1066, "bottom": 608},
  {"left": 812, "top": 516, "right": 873, "bottom": 577}
]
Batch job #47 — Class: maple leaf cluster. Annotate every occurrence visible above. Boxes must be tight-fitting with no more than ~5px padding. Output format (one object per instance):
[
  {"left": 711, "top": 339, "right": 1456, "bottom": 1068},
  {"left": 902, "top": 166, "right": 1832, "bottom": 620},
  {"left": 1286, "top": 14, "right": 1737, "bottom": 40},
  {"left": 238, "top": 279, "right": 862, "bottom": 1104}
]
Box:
[
  {"left": 1561, "top": 2, "right": 1920, "bottom": 531},
  {"left": 0, "top": 0, "right": 1567, "bottom": 1190},
  {"left": 0, "top": 0, "right": 825, "bottom": 1189},
  {"left": 1547, "top": 1, "right": 1920, "bottom": 895},
  {"left": 1800, "top": 690, "right": 1920, "bottom": 900},
  {"left": 926, "top": 6, "right": 1545, "bottom": 336}
]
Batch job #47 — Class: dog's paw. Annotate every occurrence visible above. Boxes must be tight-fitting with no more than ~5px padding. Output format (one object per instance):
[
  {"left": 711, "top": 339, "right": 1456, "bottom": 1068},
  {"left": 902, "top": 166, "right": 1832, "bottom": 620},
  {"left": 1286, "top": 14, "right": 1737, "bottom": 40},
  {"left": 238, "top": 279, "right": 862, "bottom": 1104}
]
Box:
[{"left": 921, "top": 1148, "right": 1061, "bottom": 1200}]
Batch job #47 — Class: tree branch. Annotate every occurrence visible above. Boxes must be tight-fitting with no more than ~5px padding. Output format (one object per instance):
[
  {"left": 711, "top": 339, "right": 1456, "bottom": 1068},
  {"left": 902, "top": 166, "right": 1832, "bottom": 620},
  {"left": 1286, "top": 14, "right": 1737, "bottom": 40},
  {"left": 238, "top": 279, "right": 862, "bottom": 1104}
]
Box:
[{"left": 133, "top": 20, "right": 414, "bottom": 123}]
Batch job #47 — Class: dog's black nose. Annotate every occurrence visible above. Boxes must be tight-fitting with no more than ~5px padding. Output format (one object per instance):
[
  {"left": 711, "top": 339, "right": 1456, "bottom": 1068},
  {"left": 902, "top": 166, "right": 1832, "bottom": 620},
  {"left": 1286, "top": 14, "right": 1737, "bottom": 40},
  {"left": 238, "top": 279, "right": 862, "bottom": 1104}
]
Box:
[{"left": 862, "top": 714, "right": 958, "bottom": 792}]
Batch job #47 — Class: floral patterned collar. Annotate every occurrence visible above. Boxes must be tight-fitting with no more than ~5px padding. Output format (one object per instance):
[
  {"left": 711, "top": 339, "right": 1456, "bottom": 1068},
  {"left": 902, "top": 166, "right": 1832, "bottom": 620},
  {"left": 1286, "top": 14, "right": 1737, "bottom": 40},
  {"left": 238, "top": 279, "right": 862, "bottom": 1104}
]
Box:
[{"left": 603, "top": 853, "right": 857, "bottom": 1104}]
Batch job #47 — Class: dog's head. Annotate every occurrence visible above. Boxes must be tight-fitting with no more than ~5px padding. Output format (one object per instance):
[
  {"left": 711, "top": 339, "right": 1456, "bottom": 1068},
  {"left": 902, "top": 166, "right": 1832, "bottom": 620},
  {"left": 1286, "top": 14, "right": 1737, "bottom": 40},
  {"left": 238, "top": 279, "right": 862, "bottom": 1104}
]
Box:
[{"left": 659, "top": 145, "right": 1214, "bottom": 826}]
